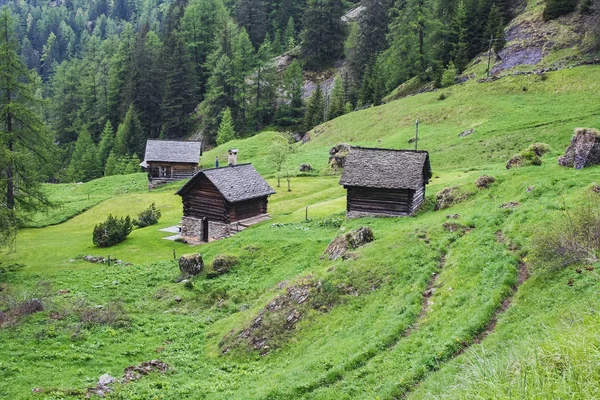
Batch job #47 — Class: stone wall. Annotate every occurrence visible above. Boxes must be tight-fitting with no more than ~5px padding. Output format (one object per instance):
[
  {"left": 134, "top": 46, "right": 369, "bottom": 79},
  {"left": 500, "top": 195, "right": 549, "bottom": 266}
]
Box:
[
  {"left": 208, "top": 221, "right": 240, "bottom": 240},
  {"left": 181, "top": 216, "right": 203, "bottom": 241}
]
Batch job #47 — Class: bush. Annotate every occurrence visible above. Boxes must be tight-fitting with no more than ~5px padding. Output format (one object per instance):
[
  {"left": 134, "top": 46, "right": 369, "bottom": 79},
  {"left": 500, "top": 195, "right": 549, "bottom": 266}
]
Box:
[
  {"left": 209, "top": 255, "right": 239, "bottom": 277},
  {"left": 441, "top": 63, "right": 457, "bottom": 88},
  {"left": 532, "top": 200, "right": 600, "bottom": 270},
  {"left": 93, "top": 214, "right": 133, "bottom": 247},
  {"left": 133, "top": 203, "right": 161, "bottom": 228}
]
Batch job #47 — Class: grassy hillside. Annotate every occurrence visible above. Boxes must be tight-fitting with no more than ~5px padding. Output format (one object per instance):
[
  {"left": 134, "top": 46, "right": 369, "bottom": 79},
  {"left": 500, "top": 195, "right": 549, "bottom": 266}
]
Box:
[{"left": 1, "top": 66, "right": 600, "bottom": 399}]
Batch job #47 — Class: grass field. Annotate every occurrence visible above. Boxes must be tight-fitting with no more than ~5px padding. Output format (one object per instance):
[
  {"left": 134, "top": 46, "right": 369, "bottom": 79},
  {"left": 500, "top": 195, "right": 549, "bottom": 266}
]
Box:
[{"left": 1, "top": 66, "right": 600, "bottom": 399}]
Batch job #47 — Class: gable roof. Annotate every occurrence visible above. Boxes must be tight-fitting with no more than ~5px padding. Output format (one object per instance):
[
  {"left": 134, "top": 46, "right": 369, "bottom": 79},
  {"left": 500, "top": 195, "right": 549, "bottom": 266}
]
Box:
[
  {"left": 339, "top": 147, "right": 432, "bottom": 190},
  {"left": 176, "top": 163, "right": 276, "bottom": 203},
  {"left": 143, "top": 139, "right": 202, "bottom": 164}
]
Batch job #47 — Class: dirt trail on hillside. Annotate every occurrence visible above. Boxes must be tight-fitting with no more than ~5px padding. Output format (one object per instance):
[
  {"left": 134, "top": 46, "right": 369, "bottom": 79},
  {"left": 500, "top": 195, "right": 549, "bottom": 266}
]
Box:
[{"left": 399, "top": 230, "right": 529, "bottom": 399}]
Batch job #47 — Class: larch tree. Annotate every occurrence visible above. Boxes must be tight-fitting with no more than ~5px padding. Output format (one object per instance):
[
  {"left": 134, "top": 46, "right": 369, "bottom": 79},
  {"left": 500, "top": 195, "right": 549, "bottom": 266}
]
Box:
[
  {"left": 301, "top": 0, "right": 346, "bottom": 68},
  {"left": 0, "top": 8, "right": 53, "bottom": 245},
  {"left": 216, "top": 107, "right": 236, "bottom": 145},
  {"left": 235, "top": 0, "right": 267, "bottom": 47},
  {"left": 114, "top": 104, "right": 143, "bottom": 157}
]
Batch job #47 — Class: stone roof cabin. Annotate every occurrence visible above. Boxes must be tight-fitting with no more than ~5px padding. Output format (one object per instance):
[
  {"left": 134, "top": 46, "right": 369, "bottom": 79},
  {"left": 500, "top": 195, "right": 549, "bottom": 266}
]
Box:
[
  {"left": 176, "top": 164, "right": 275, "bottom": 242},
  {"left": 339, "top": 147, "right": 432, "bottom": 218},
  {"left": 141, "top": 139, "right": 202, "bottom": 189}
]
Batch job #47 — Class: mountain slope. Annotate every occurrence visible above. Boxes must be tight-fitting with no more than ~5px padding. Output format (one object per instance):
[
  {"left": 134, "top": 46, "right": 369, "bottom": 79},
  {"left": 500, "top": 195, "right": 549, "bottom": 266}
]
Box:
[{"left": 0, "top": 65, "right": 599, "bottom": 399}]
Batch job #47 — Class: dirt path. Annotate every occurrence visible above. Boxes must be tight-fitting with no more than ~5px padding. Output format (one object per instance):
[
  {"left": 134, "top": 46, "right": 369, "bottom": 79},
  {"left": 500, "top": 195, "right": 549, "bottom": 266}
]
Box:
[{"left": 398, "top": 230, "right": 529, "bottom": 399}]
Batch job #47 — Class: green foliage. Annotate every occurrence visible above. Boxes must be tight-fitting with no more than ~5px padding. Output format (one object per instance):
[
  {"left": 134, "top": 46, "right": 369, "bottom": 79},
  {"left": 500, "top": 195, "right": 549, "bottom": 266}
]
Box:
[
  {"left": 114, "top": 105, "right": 144, "bottom": 158},
  {"left": 543, "top": 0, "right": 578, "bottom": 20},
  {"left": 304, "top": 85, "right": 325, "bottom": 130},
  {"left": 217, "top": 107, "right": 236, "bottom": 145},
  {"left": 92, "top": 214, "right": 133, "bottom": 247},
  {"left": 441, "top": 62, "right": 457, "bottom": 87},
  {"left": 133, "top": 203, "right": 162, "bottom": 228},
  {"left": 275, "top": 59, "right": 305, "bottom": 126},
  {"left": 67, "top": 129, "right": 101, "bottom": 182},
  {"left": 301, "top": 0, "right": 346, "bottom": 68},
  {"left": 104, "top": 152, "right": 140, "bottom": 176}
]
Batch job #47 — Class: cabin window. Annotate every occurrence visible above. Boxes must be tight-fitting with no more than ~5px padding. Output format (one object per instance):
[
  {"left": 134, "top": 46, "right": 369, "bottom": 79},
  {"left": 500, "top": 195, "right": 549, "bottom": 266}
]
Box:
[{"left": 159, "top": 166, "right": 171, "bottom": 178}]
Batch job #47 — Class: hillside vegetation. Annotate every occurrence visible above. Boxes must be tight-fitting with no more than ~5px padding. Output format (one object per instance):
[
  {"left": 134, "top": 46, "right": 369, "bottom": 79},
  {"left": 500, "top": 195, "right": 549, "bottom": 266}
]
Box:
[{"left": 1, "top": 66, "right": 600, "bottom": 399}]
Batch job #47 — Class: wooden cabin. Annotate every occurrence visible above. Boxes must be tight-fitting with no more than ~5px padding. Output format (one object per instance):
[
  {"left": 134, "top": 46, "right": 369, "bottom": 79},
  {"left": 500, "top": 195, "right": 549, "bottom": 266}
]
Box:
[
  {"left": 140, "top": 139, "right": 202, "bottom": 189},
  {"left": 339, "top": 147, "right": 432, "bottom": 218},
  {"left": 176, "top": 164, "right": 276, "bottom": 242}
]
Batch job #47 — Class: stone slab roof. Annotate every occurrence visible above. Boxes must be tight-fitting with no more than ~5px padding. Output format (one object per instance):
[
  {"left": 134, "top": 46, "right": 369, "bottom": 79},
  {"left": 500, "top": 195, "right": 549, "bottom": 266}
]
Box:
[
  {"left": 143, "top": 139, "right": 202, "bottom": 164},
  {"left": 339, "top": 147, "right": 432, "bottom": 190},
  {"left": 177, "top": 164, "right": 276, "bottom": 203}
]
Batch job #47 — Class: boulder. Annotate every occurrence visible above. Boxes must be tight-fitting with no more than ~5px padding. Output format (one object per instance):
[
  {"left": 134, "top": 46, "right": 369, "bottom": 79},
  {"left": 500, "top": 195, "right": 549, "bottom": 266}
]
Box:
[
  {"left": 178, "top": 254, "right": 204, "bottom": 279},
  {"left": 558, "top": 128, "right": 600, "bottom": 169},
  {"left": 323, "top": 227, "right": 374, "bottom": 260},
  {"left": 476, "top": 175, "right": 496, "bottom": 189},
  {"left": 98, "top": 374, "right": 116, "bottom": 387},
  {"left": 459, "top": 128, "right": 475, "bottom": 137},
  {"left": 211, "top": 255, "right": 238, "bottom": 276},
  {"left": 435, "top": 187, "right": 471, "bottom": 210},
  {"left": 299, "top": 163, "right": 313, "bottom": 172},
  {"left": 328, "top": 143, "right": 352, "bottom": 170}
]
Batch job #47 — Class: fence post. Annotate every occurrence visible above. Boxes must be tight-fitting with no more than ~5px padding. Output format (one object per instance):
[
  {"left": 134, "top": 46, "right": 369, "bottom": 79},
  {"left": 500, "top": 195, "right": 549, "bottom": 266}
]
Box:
[{"left": 305, "top": 206, "right": 308, "bottom": 222}]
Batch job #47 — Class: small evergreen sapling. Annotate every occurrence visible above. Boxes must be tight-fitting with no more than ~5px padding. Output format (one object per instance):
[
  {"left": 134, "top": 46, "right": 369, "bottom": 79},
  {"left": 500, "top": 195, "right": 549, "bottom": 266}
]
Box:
[
  {"left": 93, "top": 215, "right": 133, "bottom": 247},
  {"left": 133, "top": 203, "right": 162, "bottom": 228}
]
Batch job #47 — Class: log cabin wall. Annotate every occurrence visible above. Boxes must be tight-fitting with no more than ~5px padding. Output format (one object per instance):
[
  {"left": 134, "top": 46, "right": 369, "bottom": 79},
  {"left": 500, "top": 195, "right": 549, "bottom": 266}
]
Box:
[
  {"left": 346, "top": 186, "right": 414, "bottom": 216},
  {"left": 148, "top": 162, "right": 198, "bottom": 180},
  {"left": 229, "top": 197, "right": 268, "bottom": 222},
  {"left": 410, "top": 180, "right": 426, "bottom": 215},
  {"left": 182, "top": 175, "right": 230, "bottom": 222}
]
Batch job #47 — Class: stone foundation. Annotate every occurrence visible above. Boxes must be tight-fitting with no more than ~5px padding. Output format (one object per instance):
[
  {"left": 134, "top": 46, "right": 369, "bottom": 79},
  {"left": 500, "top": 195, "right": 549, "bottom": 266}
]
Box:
[{"left": 180, "top": 214, "right": 269, "bottom": 243}]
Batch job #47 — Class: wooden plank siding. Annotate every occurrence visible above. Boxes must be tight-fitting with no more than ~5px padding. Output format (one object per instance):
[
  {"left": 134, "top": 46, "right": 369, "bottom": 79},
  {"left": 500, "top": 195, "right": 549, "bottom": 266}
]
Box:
[
  {"left": 346, "top": 186, "right": 412, "bottom": 216},
  {"left": 148, "top": 162, "right": 197, "bottom": 180},
  {"left": 410, "top": 181, "right": 426, "bottom": 215},
  {"left": 230, "top": 198, "right": 268, "bottom": 222},
  {"left": 182, "top": 175, "right": 230, "bottom": 222}
]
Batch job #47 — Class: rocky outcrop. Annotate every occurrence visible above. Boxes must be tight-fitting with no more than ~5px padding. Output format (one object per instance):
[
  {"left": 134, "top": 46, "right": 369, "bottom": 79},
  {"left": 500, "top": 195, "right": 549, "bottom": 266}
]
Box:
[
  {"left": 435, "top": 187, "right": 472, "bottom": 210},
  {"left": 299, "top": 163, "right": 313, "bottom": 172},
  {"left": 328, "top": 143, "right": 352, "bottom": 170},
  {"left": 476, "top": 175, "right": 496, "bottom": 189},
  {"left": 558, "top": 128, "right": 600, "bottom": 169},
  {"left": 210, "top": 255, "right": 238, "bottom": 276},
  {"left": 323, "top": 227, "right": 374, "bottom": 261},
  {"left": 178, "top": 254, "right": 204, "bottom": 280}
]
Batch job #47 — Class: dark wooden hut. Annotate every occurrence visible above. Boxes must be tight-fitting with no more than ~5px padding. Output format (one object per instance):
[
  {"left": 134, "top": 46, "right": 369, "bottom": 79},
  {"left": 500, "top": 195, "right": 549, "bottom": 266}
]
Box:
[
  {"left": 339, "top": 147, "right": 432, "bottom": 217},
  {"left": 176, "top": 164, "right": 276, "bottom": 241},
  {"left": 141, "top": 139, "right": 202, "bottom": 189}
]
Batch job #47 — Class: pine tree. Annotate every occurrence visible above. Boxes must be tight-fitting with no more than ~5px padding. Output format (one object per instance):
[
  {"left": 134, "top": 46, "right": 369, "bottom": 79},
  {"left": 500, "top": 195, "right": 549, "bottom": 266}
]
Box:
[
  {"left": 201, "top": 54, "right": 236, "bottom": 143},
  {"left": 104, "top": 151, "right": 119, "bottom": 176},
  {"left": 232, "top": 28, "right": 257, "bottom": 131},
  {"left": 115, "top": 105, "right": 144, "bottom": 157},
  {"left": 543, "top": 0, "right": 577, "bottom": 20},
  {"left": 283, "top": 17, "right": 296, "bottom": 50},
  {"left": 451, "top": 1, "right": 469, "bottom": 73},
  {"left": 276, "top": 59, "right": 304, "bottom": 126},
  {"left": 250, "top": 39, "right": 279, "bottom": 130},
  {"left": 328, "top": 74, "right": 345, "bottom": 119},
  {"left": 217, "top": 107, "right": 236, "bottom": 145},
  {"left": 485, "top": 4, "right": 506, "bottom": 54},
  {"left": 161, "top": 31, "right": 197, "bottom": 139},
  {"left": 180, "top": 0, "right": 228, "bottom": 98},
  {"left": 304, "top": 85, "right": 324, "bottom": 130},
  {"left": 107, "top": 23, "right": 135, "bottom": 127},
  {"left": 301, "top": 0, "right": 346, "bottom": 68},
  {"left": 0, "top": 9, "right": 53, "bottom": 244},
  {"left": 235, "top": 0, "right": 267, "bottom": 47},
  {"left": 350, "top": 0, "right": 390, "bottom": 81},
  {"left": 67, "top": 129, "right": 101, "bottom": 182},
  {"left": 98, "top": 120, "right": 115, "bottom": 168}
]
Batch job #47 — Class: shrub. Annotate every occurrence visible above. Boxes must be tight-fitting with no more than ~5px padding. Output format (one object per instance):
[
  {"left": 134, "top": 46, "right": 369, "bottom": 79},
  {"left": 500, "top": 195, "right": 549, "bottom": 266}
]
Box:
[
  {"left": 0, "top": 281, "right": 51, "bottom": 327},
  {"left": 441, "top": 63, "right": 457, "bottom": 88},
  {"left": 532, "top": 200, "right": 600, "bottom": 270},
  {"left": 210, "top": 255, "right": 238, "bottom": 276},
  {"left": 133, "top": 203, "right": 161, "bottom": 228},
  {"left": 92, "top": 214, "right": 133, "bottom": 247}
]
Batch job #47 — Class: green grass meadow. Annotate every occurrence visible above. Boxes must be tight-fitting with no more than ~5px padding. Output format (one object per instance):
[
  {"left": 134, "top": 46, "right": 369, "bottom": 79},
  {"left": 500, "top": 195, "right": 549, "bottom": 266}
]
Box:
[{"left": 1, "top": 66, "right": 600, "bottom": 399}]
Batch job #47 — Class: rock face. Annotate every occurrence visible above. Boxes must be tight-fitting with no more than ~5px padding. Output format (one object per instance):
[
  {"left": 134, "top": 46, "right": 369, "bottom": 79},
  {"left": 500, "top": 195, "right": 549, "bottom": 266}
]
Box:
[
  {"left": 328, "top": 143, "right": 352, "bottom": 170},
  {"left": 178, "top": 254, "right": 204, "bottom": 279},
  {"left": 558, "top": 128, "right": 600, "bottom": 169},
  {"left": 323, "top": 227, "right": 374, "bottom": 261}
]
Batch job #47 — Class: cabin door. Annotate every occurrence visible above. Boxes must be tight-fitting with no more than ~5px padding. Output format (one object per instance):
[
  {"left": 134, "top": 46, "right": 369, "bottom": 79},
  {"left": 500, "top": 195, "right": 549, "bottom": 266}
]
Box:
[{"left": 202, "top": 218, "right": 209, "bottom": 242}]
